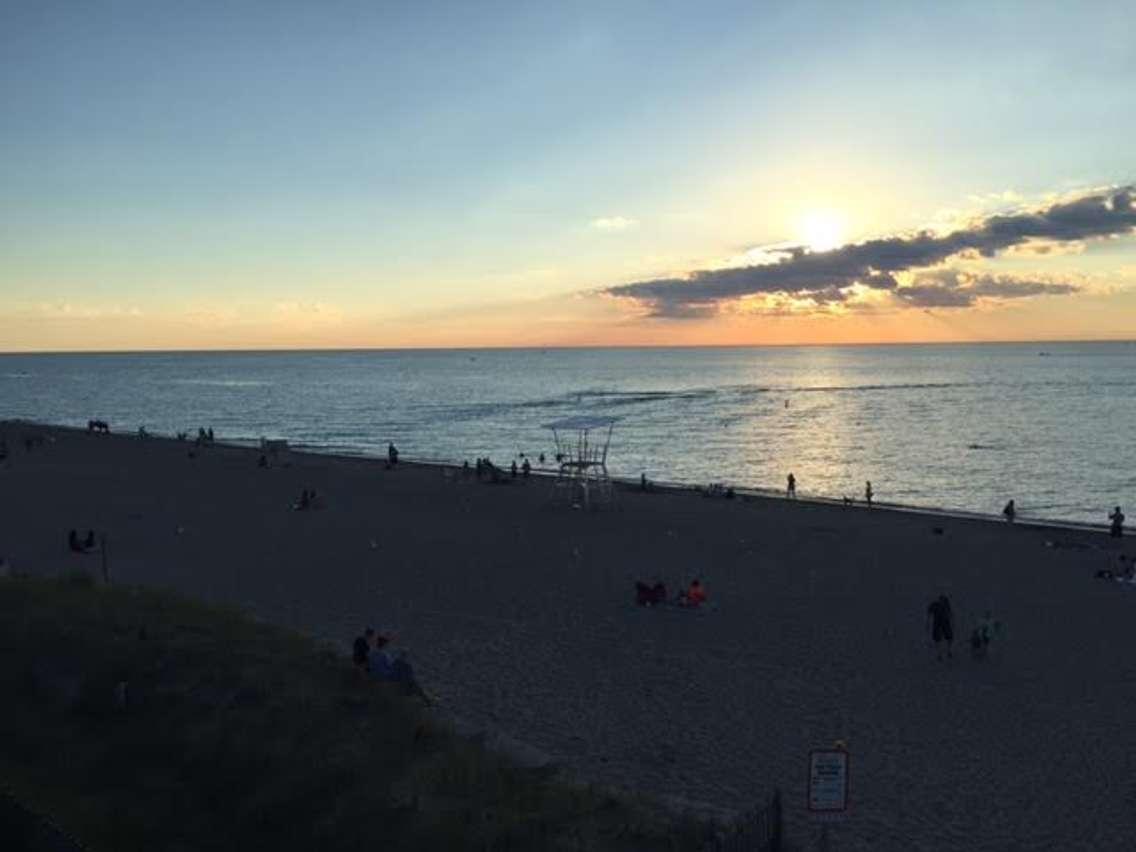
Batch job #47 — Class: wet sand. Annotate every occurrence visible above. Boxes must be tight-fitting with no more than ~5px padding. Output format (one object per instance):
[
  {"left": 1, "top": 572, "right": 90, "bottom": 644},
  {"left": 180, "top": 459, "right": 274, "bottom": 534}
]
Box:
[{"left": 2, "top": 421, "right": 1134, "bottom": 850}]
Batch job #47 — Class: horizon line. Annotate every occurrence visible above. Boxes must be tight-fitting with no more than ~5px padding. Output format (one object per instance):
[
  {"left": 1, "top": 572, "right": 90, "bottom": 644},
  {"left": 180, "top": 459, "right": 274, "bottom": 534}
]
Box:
[{"left": 2, "top": 336, "right": 1135, "bottom": 357}]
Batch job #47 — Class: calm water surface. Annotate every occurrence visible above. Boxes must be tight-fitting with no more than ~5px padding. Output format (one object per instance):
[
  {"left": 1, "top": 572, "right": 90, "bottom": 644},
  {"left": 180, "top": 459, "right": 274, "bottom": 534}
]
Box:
[{"left": 2, "top": 342, "right": 1134, "bottom": 524}]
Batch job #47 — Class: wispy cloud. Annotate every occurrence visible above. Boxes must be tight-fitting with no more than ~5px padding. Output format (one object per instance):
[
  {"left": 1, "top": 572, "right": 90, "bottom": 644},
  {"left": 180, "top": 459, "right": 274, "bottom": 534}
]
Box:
[
  {"left": 605, "top": 186, "right": 1135, "bottom": 318},
  {"left": 590, "top": 216, "right": 638, "bottom": 232},
  {"left": 34, "top": 302, "right": 144, "bottom": 320}
]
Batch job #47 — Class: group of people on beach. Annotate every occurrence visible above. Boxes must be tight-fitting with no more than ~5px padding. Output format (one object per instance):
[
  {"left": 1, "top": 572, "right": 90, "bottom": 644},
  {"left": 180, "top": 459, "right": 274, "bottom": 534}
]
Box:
[
  {"left": 635, "top": 578, "right": 707, "bottom": 609},
  {"left": 351, "top": 627, "right": 430, "bottom": 704},
  {"left": 926, "top": 593, "right": 1003, "bottom": 662},
  {"left": 787, "top": 473, "right": 874, "bottom": 507}
]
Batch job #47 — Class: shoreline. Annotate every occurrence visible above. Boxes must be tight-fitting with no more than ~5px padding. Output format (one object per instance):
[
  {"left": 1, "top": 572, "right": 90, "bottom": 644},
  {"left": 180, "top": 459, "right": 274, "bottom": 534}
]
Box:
[{"left": 4, "top": 417, "right": 1119, "bottom": 537}]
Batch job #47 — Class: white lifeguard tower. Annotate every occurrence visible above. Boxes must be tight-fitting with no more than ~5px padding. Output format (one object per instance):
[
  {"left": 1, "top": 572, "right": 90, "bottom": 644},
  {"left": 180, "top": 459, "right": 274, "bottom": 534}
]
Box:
[{"left": 544, "top": 415, "right": 618, "bottom": 510}]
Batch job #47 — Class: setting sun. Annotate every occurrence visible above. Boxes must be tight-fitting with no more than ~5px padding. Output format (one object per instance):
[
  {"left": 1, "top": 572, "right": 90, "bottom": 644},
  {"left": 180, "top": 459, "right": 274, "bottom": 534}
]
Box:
[{"left": 798, "top": 210, "right": 847, "bottom": 252}]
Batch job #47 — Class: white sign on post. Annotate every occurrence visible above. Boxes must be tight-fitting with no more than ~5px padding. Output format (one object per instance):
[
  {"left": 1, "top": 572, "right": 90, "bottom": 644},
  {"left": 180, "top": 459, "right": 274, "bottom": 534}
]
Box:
[{"left": 808, "top": 748, "right": 850, "bottom": 822}]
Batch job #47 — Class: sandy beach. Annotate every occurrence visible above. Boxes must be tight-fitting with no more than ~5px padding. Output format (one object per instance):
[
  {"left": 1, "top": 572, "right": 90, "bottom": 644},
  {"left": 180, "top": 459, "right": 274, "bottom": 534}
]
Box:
[{"left": 2, "top": 421, "right": 1134, "bottom": 850}]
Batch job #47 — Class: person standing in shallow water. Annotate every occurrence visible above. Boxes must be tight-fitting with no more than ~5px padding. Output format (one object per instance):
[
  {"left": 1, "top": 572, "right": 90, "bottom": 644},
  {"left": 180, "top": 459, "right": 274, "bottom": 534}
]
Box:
[
  {"left": 1003, "top": 500, "right": 1016, "bottom": 523},
  {"left": 865, "top": 481, "right": 873, "bottom": 507},
  {"left": 786, "top": 473, "right": 796, "bottom": 499}
]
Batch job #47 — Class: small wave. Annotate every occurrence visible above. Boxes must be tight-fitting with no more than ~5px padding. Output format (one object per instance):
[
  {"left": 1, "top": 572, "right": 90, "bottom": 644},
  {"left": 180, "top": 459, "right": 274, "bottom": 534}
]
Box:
[
  {"left": 2, "top": 372, "right": 32, "bottom": 379},
  {"left": 967, "top": 443, "right": 1003, "bottom": 451},
  {"left": 169, "top": 379, "right": 272, "bottom": 388}
]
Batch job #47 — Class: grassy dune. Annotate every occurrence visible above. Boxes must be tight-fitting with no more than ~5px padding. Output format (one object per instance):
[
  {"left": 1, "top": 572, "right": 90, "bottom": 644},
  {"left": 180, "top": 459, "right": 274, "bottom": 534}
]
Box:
[{"left": 0, "top": 576, "right": 707, "bottom": 851}]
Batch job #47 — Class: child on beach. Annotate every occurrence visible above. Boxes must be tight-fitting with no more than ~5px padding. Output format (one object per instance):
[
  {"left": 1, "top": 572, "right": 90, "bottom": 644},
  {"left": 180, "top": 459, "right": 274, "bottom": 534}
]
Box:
[{"left": 970, "top": 612, "right": 1002, "bottom": 659}]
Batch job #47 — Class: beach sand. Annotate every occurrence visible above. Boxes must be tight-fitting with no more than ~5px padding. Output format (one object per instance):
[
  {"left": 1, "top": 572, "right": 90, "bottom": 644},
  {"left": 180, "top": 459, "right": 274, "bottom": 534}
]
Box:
[{"left": 2, "top": 422, "right": 1134, "bottom": 850}]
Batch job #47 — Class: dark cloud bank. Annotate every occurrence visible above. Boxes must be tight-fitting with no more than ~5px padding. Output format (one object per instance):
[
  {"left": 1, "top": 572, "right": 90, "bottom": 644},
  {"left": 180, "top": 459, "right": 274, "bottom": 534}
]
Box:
[{"left": 606, "top": 186, "right": 1135, "bottom": 317}]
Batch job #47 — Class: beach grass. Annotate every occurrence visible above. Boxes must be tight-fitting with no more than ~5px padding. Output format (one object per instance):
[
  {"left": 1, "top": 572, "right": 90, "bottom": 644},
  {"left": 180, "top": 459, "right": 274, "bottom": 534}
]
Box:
[{"left": 0, "top": 576, "right": 709, "bottom": 852}]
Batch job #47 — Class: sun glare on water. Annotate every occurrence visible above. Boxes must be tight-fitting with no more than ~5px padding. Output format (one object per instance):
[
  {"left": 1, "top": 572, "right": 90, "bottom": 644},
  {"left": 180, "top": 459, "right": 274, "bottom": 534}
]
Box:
[{"left": 798, "top": 210, "right": 847, "bottom": 252}]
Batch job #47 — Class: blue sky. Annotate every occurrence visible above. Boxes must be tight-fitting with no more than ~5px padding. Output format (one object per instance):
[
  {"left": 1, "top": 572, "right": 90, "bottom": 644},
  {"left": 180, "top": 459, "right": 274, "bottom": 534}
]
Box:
[{"left": 2, "top": 1, "right": 1134, "bottom": 349}]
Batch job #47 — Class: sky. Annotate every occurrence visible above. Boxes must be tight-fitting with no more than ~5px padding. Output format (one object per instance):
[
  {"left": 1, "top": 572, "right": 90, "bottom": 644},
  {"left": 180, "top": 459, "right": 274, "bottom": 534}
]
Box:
[{"left": 2, "top": 0, "right": 1135, "bottom": 351}]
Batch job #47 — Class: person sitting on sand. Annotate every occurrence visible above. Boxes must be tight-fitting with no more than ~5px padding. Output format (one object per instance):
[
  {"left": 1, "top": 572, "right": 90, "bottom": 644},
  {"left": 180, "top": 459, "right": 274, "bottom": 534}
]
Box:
[
  {"left": 682, "top": 579, "right": 707, "bottom": 607},
  {"left": 635, "top": 581, "right": 668, "bottom": 606},
  {"left": 786, "top": 473, "right": 796, "bottom": 499},
  {"left": 367, "top": 631, "right": 396, "bottom": 679},
  {"left": 926, "top": 594, "right": 954, "bottom": 661},
  {"left": 391, "top": 651, "right": 431, "bottom": 703},
  {"left": 1109, "top": 506, "right": 1125, "bottom": 538},
  {"left": 353, "top": 627, "right": 375, "bottom": 670},
  {"left": 1003, "top": 500, "right": 1016, "bottom": 523}
]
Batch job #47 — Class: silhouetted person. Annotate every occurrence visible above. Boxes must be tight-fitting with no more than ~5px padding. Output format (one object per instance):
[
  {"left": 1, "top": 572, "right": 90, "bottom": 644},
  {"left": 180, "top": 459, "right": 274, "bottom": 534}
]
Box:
[
  {"left": 1003, "top": 500, "right": 1016, "bottom": 523},
  {"left": 352, "top": 627, "right": 375, "bottom": 670},
  {"left": 1109, "top": 506, "right": 1125, "bottom": 538},
  {"left": 786, "top": 473, "right": 796, "bottom": 499},
  {"left": 83, "top": 530, "right": 95, "bottom": 550},
  {"left": 511, "top": 460, "right": 518, "bottom": 478},
  {"left": 538, "top": 453, "right": 545, "bottom": 464},
  {"left": 522, "top": 458, "right": 531, "bottom": 477},
  {"left": 388, "top": 442, "right": 399, "bottom": 466},
  {"left": 926, "top": 594, "right": 954, "bottom": 661},
  {"left": 865, "top": 481, "right": 873, "bottom": 507},
  {"left": 257, "top": 454, "right": 268, "bottom": 468},
  {"left": 68, "top": 529, "right": 82, "bottom": 553}
]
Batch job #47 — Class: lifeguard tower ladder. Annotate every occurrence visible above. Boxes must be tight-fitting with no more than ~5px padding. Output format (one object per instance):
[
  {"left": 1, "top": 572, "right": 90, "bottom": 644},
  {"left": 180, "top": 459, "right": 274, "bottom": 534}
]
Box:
[{"left": 544, "top": 415, "right": 618, "bottom": 510}]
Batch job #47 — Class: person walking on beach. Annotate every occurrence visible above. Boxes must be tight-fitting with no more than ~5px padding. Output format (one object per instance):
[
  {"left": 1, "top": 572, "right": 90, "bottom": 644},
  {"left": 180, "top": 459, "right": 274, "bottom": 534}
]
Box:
[
  {"left": 1003, "top": 500, "right": 1016, "bottom": 523},
  {"left": 1109, "top": 506, "right": 1125, "bottom": 538},
  {"left": 786, "top": 473, "right": 796, "bottom": 499},
  {"left": 926, "top": 594, "right": 954, "bottom": 661},
  {"left": 865, "top": 481, "right": 873, "bottom": 507}
]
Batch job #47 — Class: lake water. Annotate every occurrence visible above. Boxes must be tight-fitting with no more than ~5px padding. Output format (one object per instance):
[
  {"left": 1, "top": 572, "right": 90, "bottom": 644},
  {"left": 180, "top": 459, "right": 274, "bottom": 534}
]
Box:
[{"left": 2, "top": 342, "right": 1133, "bottom": 524}]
